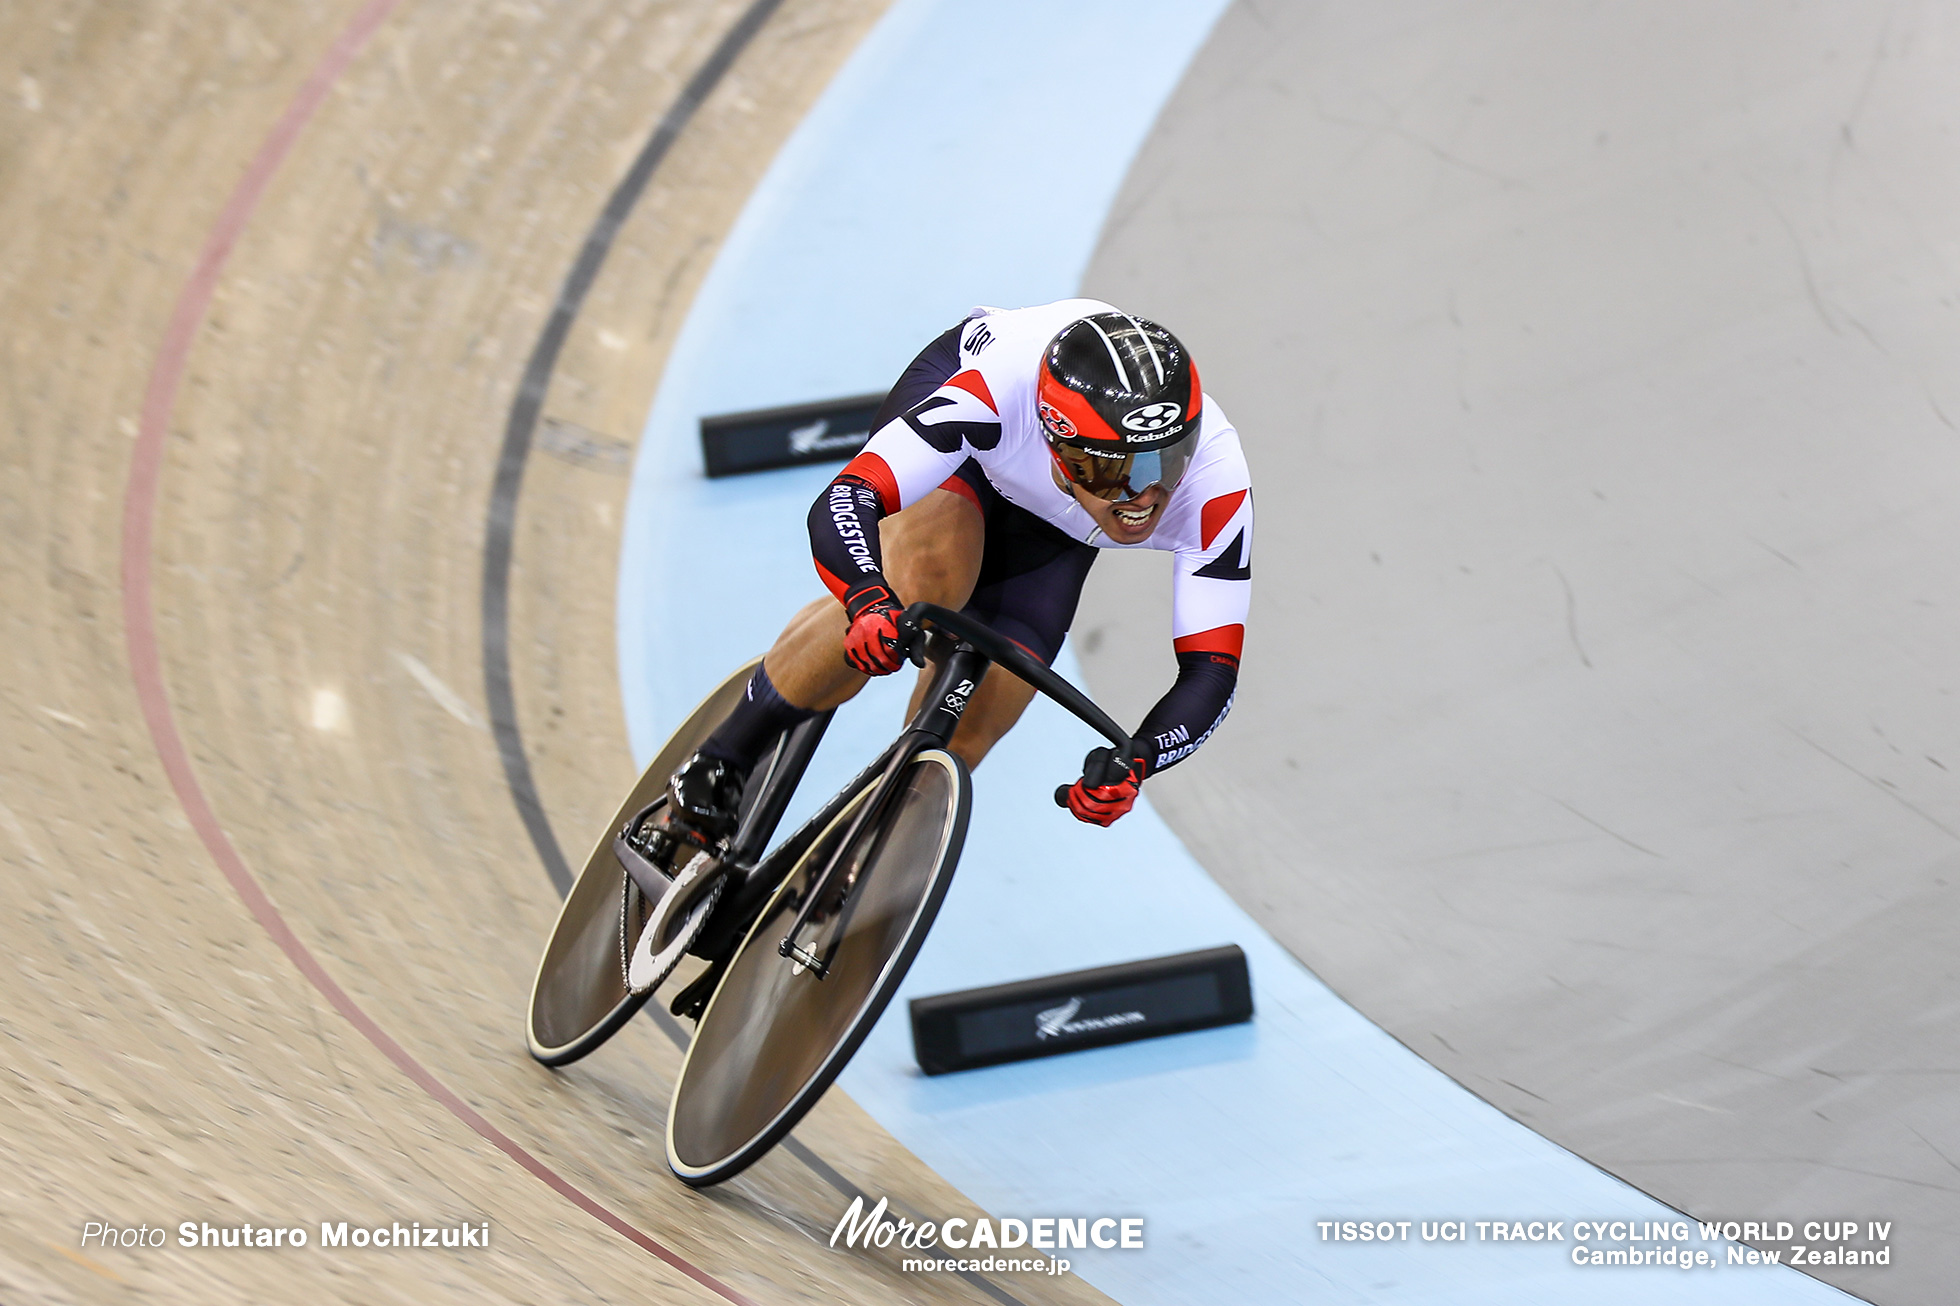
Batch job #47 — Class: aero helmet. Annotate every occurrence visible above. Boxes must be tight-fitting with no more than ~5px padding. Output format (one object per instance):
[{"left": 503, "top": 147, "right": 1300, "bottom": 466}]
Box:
[{"left": 1037, "top": 312, "right": 1202, "bottom": 502}]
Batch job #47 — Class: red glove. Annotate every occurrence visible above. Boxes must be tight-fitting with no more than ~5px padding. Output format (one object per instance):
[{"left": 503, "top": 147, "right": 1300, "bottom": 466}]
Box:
[
  {"left": 1064, "top": 745, "right": 1147, "bottom": 827},
  {"left": 842, "top": 583, "right": 911, "bottom": 676}
]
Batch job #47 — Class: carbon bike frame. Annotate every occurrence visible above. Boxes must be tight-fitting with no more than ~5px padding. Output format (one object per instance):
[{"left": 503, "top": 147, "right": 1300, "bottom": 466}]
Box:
[{"left": 679, "top": 603, "right": 1134, "bottom": 999}]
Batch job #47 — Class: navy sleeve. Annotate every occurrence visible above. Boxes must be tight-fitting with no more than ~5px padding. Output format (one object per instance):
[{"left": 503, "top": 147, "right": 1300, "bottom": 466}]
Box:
[
  {"left": 1134, "top": 649, "right": 1239, "bottom": 775},
  {"left": 809, "top": 470, "right": 893, "bottom": 602}
]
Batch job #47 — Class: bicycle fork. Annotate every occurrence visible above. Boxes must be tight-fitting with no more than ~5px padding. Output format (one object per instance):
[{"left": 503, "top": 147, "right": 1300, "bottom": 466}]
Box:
[{"left": 777, "top": 643, "right": 989, "bottom": 976}]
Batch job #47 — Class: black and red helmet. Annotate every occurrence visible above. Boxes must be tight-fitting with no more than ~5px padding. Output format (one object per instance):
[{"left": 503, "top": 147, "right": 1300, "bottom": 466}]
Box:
[{"left": 1037, "top": 312, "right": 1202, "bottom": 502}]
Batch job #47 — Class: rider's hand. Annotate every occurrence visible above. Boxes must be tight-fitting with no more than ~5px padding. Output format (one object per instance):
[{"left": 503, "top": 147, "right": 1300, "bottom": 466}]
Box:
[
  {"left": 842, "top": 583, "right": 911, "bottom": 676},
  {"left": 1065, "top": 745, "right": 1147, "bottom": 827}
]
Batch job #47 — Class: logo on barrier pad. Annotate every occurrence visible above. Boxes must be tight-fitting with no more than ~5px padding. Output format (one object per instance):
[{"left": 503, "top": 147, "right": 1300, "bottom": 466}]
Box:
[
  {"left": 788, "top": 418, "right": 866, "bottom": 455},
  {"left": 1035, "top": 996, "right": 1144, "bottom": 1040}
]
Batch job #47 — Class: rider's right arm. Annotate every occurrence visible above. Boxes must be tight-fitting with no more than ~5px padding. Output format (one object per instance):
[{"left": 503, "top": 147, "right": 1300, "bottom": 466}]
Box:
[{"left": 806, "top": 370, "right": 1001, "bottom": 600}]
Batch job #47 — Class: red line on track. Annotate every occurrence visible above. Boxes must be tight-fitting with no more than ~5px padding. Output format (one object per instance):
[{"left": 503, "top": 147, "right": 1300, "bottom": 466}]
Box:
[{"left": 117, "top": 5, "right": 759, "bottom": 1302}]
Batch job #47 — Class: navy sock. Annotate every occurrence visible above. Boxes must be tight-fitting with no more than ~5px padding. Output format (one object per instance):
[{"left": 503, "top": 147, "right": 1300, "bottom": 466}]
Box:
[{"left": 697, "top": 665, "right": 819, "bottom": 770}]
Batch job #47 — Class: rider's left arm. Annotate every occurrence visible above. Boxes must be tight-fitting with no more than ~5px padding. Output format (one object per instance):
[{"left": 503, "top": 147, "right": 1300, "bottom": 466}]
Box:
[
  {"left": 1133, "top": 634, "right": 1240, "bottom": 776},
  {"left": 1134, "top": 478, "right": 1253, "bottom": 775},
  {"left": 1063, "top": 630, "right": 1238, "bottom": 826}
]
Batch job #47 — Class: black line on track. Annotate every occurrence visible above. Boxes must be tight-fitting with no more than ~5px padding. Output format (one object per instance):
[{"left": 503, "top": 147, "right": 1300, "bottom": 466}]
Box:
[
  {"left": 481, "top": 9, "right": 1035, "bottom": 1305},
  {"left": 484, "top": 0, "right": 787, "bottom": 895}
]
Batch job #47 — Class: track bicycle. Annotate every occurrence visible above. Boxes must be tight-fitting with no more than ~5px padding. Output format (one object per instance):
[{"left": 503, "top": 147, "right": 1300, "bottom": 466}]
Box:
[{"left": 525, "top": 602, "right": 1136, "bottom": 1186}]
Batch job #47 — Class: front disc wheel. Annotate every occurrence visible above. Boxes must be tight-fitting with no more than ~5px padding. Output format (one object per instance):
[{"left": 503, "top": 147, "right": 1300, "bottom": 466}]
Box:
[{"left": 665, "top": 747, "right": 970, "bottom": 1185}]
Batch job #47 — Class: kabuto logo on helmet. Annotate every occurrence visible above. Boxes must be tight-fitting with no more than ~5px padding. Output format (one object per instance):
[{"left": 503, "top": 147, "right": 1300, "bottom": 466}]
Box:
[{"left": 1121, "top": 402, "right": 1182, "bottom": 433}]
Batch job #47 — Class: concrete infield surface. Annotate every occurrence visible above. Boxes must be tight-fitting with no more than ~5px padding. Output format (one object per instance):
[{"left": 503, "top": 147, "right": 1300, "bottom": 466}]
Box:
[
  {"left": 1081, "top": 4, "right": 1960, "bottom": 1304},
  {"left": 0, "top": 0, "right": 1952, "bottom": 1303}
]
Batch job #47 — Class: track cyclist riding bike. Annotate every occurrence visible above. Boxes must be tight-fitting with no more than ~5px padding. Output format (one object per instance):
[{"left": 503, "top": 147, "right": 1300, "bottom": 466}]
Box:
[{"left": 655, "top": 299, "right": 1253, "bottom": 894}]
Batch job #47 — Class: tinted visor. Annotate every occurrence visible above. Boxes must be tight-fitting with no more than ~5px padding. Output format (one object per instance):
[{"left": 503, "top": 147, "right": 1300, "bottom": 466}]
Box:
[{"left": 1052, "top": 435, "right": 1196, "bottom": 502}]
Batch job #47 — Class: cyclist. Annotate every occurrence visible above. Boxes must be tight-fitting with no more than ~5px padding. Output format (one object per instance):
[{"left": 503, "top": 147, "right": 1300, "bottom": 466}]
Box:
[{"left": 666, "top": 299, "right": 1252, "bottom": 851}]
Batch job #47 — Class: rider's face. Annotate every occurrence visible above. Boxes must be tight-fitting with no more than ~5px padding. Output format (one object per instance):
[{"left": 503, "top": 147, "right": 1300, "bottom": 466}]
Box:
[{"left": 1056, "top": 470, "right": 1171, "bottom": 544}]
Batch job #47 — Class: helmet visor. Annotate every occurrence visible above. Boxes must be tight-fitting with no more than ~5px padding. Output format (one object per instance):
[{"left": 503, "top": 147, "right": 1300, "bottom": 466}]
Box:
[{"left": 1052, "top": 436, "right": 1196, "bottom": 502}]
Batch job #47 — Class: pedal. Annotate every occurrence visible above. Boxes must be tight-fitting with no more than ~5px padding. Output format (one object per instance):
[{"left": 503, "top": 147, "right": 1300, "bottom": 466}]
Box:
[{"left": 613, "top": 804, "right": 679, "bottom": 902}]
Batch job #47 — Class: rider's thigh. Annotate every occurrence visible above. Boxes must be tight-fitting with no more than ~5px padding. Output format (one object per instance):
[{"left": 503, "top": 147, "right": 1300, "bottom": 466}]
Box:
[
  {"left": 881, "top": 486, "right": 984, "bottom": 609},
  {"left": 763, "top": 487, "right": 986, "bottom": 713}
]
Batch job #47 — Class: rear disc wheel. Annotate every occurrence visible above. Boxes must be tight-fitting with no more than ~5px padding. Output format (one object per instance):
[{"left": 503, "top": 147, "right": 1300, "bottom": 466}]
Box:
[{"left": 525, "top": 658, "right": 759, "bottom": 1066}]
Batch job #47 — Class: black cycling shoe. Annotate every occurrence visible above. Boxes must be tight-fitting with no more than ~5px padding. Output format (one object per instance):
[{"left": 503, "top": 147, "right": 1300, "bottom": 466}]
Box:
[{"left": 665, "top": 751, "right": 748, "bottom": 846}]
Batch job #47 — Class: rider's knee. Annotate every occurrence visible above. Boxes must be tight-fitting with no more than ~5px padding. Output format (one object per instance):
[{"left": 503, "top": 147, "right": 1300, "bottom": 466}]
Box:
[
  {"left": 945, "top": 674, "right": 1036, "bottom": 770},
  {"left": 947, "top": 728, "right": 1002, "bottom": 771}
]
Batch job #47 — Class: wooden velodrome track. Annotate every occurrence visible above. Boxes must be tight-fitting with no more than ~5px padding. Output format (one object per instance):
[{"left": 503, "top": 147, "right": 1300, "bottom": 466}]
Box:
[{"left": 0, "top": 3, "right": 1116, "bottom": 1302}]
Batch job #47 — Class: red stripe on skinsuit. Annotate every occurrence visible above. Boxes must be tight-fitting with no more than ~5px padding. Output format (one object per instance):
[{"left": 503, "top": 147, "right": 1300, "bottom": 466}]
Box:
[
  {"left": 1200, "top": 489, "right": 1247, "bottom": 550},
  {"left": 1173, "top": 624, "right": 1245, "bottom": 659},
  {"left": 815, "top": 559, "right": 851, "bottom": 600},
  {"left": 839, "top": 450, "right": 900, "bottom": 512},
  {"left": 938, "top": 472, "right": 983, "bottom": 513},
  {"left": 944, "top": 368, "right": 998, "bottom": 412}
]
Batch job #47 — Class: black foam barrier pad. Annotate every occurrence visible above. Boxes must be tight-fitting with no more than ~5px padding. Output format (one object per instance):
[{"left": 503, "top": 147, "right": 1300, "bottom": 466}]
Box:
[
  {"left": 909, "top": 945, "right": 1252, "bottom": 1076},
  {"left": 699, "top": 392, "right": 888, "bottom": 478}
]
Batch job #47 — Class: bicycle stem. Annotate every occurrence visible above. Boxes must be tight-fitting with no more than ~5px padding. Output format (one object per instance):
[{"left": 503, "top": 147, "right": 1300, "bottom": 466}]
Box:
[{"left": 902, "top": 602, "right": 1134, "bottom": 751}]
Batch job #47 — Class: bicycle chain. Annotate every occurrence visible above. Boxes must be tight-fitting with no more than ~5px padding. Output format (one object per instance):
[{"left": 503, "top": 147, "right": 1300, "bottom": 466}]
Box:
[{"left": 619, "top": 872, "right": 633, "bottom": 989}]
